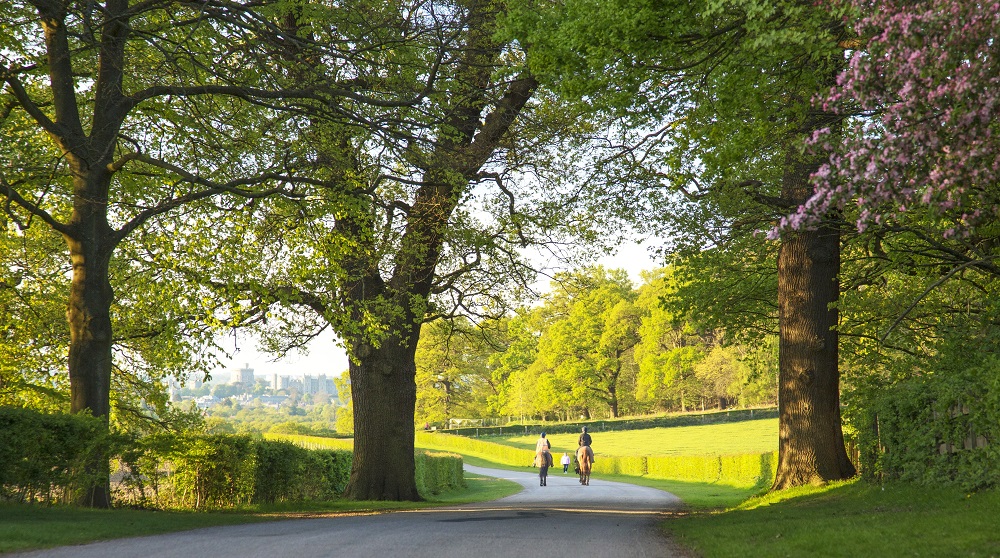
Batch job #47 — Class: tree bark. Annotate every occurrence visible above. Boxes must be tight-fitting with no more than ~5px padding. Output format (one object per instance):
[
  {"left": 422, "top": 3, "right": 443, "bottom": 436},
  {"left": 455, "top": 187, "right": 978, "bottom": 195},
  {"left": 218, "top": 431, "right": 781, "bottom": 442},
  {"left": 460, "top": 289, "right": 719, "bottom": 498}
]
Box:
[
  {"left": 64, "top": 185, "right": 117, "bottom": 507},
  {"left": 343, "top": 334, "right": 421, "bottom": 501},
  {"left": 772, "top": 125, "right": 856, "bottom": 489}
]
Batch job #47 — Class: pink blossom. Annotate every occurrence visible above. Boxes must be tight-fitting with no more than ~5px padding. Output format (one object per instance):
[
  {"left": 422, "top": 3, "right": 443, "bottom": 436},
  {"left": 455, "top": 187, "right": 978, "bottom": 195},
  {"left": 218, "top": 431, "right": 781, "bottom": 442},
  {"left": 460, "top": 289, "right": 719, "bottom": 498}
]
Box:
[{"left": 779, "top": 0, "right": 1000, "bottom": 238}]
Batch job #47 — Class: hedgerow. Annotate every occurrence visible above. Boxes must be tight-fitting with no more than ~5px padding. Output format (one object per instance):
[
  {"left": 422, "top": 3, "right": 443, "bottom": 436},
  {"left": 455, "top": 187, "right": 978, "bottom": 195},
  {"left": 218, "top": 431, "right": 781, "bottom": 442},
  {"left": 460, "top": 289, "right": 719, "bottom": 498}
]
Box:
[
  {"left": 417, "top": 430, "right": 777, "bottom": 488},
  {"left": 0, "top": 409, "right": 361, "bottom": 509},
  {"left": 114, "top": 433, "right": 353, "bottom": 509},
  {"left": 444, "top": 408, "right": 778, "bottom": 437},
  {"left": 845, "top": 358, "right": 1000, "bottom": 491},
  {"left": 415, "top": 451, "right": 465, "bottom": 496},
  {"left": 0, "top": 407, "right": 113, "bottom": 504},
  {"left": 266, "top": 433, "right": 466, "bottom": 499}
]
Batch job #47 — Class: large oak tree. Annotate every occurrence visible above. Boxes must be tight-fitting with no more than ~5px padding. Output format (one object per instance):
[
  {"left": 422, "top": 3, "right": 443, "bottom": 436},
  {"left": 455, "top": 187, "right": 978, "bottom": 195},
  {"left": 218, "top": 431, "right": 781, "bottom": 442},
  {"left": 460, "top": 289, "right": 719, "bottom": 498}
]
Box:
[
  {"left": 187, "top": 0, "right": 607, "bottom": 500},
  {"left": 0, "top": 0, "right": 390, "bottom": 506},
  {"left": 510, "top": 0, "right": 858, "bottom": 487}
]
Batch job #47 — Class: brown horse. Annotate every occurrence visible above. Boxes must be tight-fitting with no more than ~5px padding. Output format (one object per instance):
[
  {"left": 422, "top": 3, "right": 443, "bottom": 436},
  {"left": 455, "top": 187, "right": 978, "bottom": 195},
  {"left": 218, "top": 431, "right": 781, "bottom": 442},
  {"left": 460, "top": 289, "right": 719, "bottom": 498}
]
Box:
[
  {"left": 535, "top": 450, "right": 552, "bottom": 486},
  {"left": 576, "top": 446, "right": 593, "bottom": 485}
]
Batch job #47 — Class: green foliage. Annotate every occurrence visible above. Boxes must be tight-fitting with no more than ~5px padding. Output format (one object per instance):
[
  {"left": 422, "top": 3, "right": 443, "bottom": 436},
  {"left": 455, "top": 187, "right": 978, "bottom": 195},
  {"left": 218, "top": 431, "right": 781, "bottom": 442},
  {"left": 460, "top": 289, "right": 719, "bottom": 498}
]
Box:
[
  {"left": 414, "top": 451, "right": 465, "bottom": 497},
  {"left": 204, "top": 398, "right": 342, "bottom": 438},
  {"left": 0, "top": 407, "right": 113, "bottom": 504},
  {"left": 0, "top": 227, "right": 70, "bottom": 412},
  {"left": 529, "top": 267, "right": 639, "bottom": 417},
  {"left": 266, "top": 433, "right": 465, "bottom": 499},
  {"left": 596, "top": 455, "right": 647, "bottom": 476},
  {"left": 252, "top": 440, "right": 352, "bottom": 503},
  {"left": 113, "top": 433, "right": 353, "bottom": 509},
  {"left": 639, "top": 452, "right": 776, "bottom": 488},
  {"left": 415, "top": 318, "right": 496, "bottom": 425},
  {"left": 472, "top": 266, "right": 776, "bottom": 422},
  {"left": 263, "top": 433, "right": 354, "bottom": 451},
  {"left": 416, "top": 431, "right": 536, "bottom": 468},
  {"left": 846, "top": 357, "right": 1000, "bottom": 491}
]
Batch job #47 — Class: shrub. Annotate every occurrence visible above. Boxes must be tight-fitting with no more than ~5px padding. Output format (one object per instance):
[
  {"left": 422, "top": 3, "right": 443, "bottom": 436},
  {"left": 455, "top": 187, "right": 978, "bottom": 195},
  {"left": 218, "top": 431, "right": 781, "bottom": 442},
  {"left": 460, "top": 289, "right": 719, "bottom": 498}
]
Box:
[
  {"left": 0, "top": 407, "right": 113, "bottom": 504},
  {"left": 846, "top": 359, "right": 1000, "bottom": 491},
  {"left": 415, "top": 451, "right": 464, "bottom": 497},
  {"left": 592, "top": 455, "right": 646, "bottom": 476},
  {"left": 116, "top": 434, "right": 353, "bottom": 509}
]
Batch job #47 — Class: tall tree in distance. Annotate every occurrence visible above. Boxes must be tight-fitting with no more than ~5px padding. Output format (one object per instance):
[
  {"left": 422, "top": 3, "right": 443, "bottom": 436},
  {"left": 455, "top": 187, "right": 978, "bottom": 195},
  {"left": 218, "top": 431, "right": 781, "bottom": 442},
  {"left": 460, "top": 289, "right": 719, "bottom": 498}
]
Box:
[{"left": 531, "top": 267, "right": 637, "bottom": 418}]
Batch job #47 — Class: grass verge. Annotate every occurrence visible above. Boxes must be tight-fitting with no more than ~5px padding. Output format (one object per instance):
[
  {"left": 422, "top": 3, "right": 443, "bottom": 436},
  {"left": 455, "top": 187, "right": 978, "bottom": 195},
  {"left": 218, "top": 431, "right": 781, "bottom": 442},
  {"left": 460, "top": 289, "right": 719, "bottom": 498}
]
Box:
[
  {"left": 667, "top": 479, "right": 1000, "bottom": 558},
  {"left": 0, "top": 473, "right": 521, "bottom": 554}
]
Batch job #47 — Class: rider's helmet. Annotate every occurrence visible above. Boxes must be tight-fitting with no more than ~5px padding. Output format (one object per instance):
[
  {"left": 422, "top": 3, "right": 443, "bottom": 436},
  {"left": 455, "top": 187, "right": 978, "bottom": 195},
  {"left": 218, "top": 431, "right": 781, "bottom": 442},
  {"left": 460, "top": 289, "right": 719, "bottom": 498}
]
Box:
[
  {"left": 582, "top": 426, "right": 588, "bottom": 433},
  {"left": 541, "top": 432, "right": 546, "bottom": 437}
]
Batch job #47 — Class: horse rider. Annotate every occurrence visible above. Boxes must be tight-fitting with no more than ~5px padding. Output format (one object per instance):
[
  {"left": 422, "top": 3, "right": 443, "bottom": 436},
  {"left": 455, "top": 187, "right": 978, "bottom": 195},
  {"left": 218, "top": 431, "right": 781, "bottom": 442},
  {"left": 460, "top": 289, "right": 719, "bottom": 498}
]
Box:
[
  {"left": 578, "top": 425, "right": 594, "bottom": 463},
  {"left": 535, "top": 432, "right": 553, "bottom": 485}
]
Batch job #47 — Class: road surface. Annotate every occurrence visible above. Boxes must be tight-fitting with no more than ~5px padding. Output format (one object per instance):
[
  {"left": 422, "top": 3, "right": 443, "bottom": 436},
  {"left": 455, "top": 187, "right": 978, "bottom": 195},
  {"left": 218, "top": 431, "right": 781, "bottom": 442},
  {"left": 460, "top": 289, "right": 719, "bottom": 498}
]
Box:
[{"left": 15, "top": 465, "right": 690, "bottom": 558}]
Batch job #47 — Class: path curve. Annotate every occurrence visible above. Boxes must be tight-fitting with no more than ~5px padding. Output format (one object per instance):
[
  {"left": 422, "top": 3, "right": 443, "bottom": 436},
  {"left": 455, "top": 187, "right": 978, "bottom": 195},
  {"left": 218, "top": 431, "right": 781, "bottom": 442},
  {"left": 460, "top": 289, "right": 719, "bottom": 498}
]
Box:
[{"left": 14, "top": 466, "right": 690, "bottom": 558}]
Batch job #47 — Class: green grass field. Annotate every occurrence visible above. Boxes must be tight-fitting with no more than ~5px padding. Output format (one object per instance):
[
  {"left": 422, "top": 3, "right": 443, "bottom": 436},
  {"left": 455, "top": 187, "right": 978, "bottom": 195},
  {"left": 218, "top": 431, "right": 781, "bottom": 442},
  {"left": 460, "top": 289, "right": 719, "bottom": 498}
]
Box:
[
  {"left": 669, "top": 479, "right": 1000, "bottom": 557},
  {"left": 483, "top": 417, "right": 778, "bottom": 456}
]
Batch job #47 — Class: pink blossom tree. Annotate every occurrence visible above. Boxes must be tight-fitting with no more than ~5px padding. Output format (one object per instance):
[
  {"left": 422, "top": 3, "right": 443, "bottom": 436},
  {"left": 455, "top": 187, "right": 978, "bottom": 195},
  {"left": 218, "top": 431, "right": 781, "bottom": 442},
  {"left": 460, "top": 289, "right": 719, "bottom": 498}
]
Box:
[{"left": 780, "top": 0, "right": 1000, "bottom": 239}]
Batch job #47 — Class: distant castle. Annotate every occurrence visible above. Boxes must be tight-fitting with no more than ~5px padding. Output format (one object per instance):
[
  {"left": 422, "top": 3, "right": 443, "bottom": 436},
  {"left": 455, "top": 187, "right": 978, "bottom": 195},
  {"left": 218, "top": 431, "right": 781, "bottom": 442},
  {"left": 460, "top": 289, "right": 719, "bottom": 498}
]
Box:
[{"left": 233, "top": 363, "right": 337, "bottom": 395}]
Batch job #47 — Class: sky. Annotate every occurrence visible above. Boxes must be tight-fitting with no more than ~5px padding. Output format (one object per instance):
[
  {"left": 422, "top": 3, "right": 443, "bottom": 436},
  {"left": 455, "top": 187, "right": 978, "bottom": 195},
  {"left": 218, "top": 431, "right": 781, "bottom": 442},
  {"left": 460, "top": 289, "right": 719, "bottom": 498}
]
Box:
[{"left": 211, "top": 238, "right": 663, "bottom": 382}]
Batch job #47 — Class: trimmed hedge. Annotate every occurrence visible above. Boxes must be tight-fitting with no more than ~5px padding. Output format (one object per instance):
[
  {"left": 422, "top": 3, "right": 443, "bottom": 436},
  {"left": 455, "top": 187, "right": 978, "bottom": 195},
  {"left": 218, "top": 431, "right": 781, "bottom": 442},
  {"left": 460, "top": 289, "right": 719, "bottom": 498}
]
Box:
[
  {"left": 268, "top": 433, "right": 466, "bottom": 499},
  {"left": 0, "top": 407, "right": 113, "bottom": 504},
  {"left": 115, "top": 434, "right": 353, "bottom": 509},
  {"left": 415, "top": 451, "right": 465, "bottom": 496},
  {"left": 584, "top": 452, "right": 776, "bottom": 487},
  {"left": 0, "top": 409, "right": 355, "bottom": 509},
  {"left": 264, "top": 433, "right": 354, "bottom": 451},
  {"left": 417, "top": 430, "right": 777, "bottom": 488},
  {"left": 445, "top": 408, "right": 779, "bottom": 437},
  {"left": 416, "top": 431, "right": 535, "bottom": 467}
]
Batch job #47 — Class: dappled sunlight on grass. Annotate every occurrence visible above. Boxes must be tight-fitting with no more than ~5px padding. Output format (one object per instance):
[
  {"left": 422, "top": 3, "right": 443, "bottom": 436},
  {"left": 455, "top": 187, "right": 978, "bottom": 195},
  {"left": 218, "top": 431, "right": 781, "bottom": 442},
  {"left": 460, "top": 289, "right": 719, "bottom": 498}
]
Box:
[{"left": 667, "top": 480, "right": 1000, "bottom": 558}]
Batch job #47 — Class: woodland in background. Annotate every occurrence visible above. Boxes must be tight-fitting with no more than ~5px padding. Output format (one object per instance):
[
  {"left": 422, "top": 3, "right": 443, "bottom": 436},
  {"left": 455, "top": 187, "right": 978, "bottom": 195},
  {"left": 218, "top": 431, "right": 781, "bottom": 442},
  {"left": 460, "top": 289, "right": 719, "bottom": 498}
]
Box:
[{"left": 413, "top": 265, "right": 778, "bottom": 426}]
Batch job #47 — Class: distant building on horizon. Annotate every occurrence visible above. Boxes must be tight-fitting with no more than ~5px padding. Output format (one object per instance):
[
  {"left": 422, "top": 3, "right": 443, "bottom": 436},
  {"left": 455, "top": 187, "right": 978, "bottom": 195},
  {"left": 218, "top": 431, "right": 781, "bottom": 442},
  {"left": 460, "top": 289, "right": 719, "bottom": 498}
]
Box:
[
  {"left": 234, "top": 363, "right": 254, "bottom": 386},
  {"left": 300, "top": 374, "right": 336, "bottom": 396}
]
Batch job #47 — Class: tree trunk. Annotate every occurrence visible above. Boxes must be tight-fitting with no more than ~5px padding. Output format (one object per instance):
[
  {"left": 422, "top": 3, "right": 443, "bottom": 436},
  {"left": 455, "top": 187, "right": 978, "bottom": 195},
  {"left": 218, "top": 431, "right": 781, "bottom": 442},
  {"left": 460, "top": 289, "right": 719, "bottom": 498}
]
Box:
[
  {"left": 772, "top": 136, "right": 856, "bottom": 490},
  {"left": 343, "top": 335, "right": 421, "bottom": 500},
  {"left": 332, "top": 0, "right": 536, "bottom": 500},
  {"left": 65, "top": 172, "right": 117, "bottom": 508}
]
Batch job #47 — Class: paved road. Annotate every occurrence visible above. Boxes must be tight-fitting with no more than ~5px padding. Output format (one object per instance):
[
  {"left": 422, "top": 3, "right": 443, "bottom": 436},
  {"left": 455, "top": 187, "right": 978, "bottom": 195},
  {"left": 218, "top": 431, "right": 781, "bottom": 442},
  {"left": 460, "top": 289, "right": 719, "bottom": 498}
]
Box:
[{"left": 15, "top": 466, "right": 690, "bottom": 558}]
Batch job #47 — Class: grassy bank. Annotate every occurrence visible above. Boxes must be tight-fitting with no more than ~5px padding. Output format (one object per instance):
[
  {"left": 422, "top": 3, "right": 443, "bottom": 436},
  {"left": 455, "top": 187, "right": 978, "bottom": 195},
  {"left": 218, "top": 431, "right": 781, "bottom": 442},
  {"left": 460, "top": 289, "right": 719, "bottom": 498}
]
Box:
[
  {"left": 0, "top": 473, "right": 520, "bottom": 554},
  {"left": 669, "top": 479, "right": 1000, "bottom": 558},
  {"left": 488, "top": 418, "right": 778, "bottom": 457}
]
